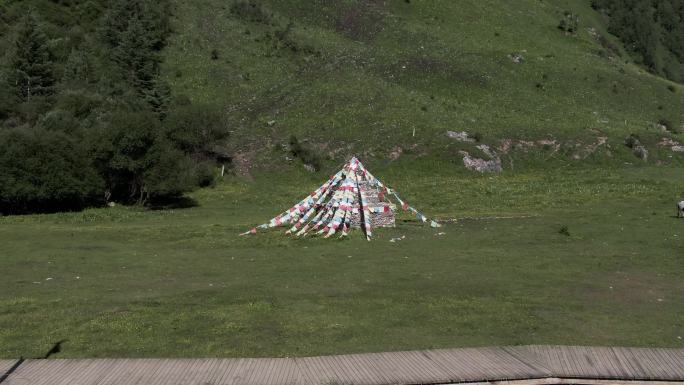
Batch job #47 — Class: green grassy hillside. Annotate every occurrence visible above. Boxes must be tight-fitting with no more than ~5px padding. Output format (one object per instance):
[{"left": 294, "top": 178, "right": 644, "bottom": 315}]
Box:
[{"left": 163, "top": 0, "right": 683, "bottom": 169}]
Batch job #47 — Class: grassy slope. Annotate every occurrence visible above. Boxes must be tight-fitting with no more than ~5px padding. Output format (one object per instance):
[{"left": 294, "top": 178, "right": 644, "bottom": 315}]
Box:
[{"left": 163, "top": 0, "right": 683, "bottom": 166}]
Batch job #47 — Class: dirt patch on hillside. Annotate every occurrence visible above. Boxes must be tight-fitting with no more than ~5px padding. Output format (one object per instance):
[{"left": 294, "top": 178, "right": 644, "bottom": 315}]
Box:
[
  {"left": 379, "top": 56, "right": 488, "bottom": 88},
  {"left": 336, "top": 0, "right": 386, "bottom": 41},
  {"left": 232, "top": 152, "right": 255, "bottom": 180},
  {"left": 658, "top": 137, "right": 684, "bottom": 152},
  {"left": 496, "top": 136, "right": 609, "bottom": 160}
]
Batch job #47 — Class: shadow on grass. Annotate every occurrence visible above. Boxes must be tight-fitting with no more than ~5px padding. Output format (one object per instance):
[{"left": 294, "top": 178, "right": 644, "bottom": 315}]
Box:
[
  {"left": 41, "top": 340, "right": 67, "bottom": 359},
  {"left": 148, "top": 196, "right": 199, "bottom": 210}
]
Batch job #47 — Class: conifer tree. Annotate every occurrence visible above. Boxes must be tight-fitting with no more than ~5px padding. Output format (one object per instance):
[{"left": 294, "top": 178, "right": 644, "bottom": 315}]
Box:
[
  {"left": 113, "top": 16, "right": 157, "bottom": 94},
  {"left": 11, "top": 13, "right": 55, "bottom": 102}
]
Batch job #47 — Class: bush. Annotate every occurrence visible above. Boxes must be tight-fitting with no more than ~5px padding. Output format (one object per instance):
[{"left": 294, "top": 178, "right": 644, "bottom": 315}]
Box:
[
  {"left": 658, "top": 118, "right": 673, "bottom": 131},
  {"left": 624, "top": 134, "right": 640, "bottom": 148},
  {"left": 36, "top": 109, "right": 80, "bottom": 134},
  {"left": 558, "top": 11, "right": 579, "bottom": 34},
  {"left": 289, "top": 135, "right": 321, "bottom": 171},
  {"left": 0, "top": 81, "right": 18, "bottom": 120},
  {"left": 163, "top": 103, "right": 229, "bottom": 159},
  {"left": 0, "top": 127, "right": 103, "bottom": 214},
  {"left": 92, "top": 110, "right": 179, "bottom": 203},
  {"left": 142, "top": 138, "right": 196, "bottom": 199},
  {"left": 54, "top": 90, "right": 102, "bottom": 119},
  {"left": 230, "top": 0, "right": 271, "bottom": 24},
  {"left": 597, "top": 34, "right": 621, "bottom": 58},
  {"left": 91, "top": 108, "right": 220, "bottom": 204}
]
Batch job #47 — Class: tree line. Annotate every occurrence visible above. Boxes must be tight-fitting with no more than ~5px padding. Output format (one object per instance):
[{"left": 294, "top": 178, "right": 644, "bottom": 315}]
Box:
[
  {"left": 0, "top": 0, "right": 228, "bottom": 214},
  {"left": 592, "top": 0, "right": 684, "bottom": 83}
]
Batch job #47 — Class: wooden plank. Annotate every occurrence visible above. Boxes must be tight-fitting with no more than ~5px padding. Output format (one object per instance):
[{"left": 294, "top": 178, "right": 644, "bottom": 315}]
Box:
[
  {"left": 198, "top": 358, "right": 222, "bottom": 385},
  {"left": 2, "top": 346, "right": 683, "bottom": 385},
  {"left": 351, "top": 352, "right": 394, "bottom": 384},
  {"left": 0, "top": 360, "right": 18, "bottom": 375},
  {"left": 100, "top": 358, "right": 146, "bottom": 385},
  {"left": 60, "top": 359, "right": 108, "bottom": 385},
  {"left": 502, "top": 346, "right": 554, "bottom": 377},
  {"left": 211, "top": 358, "right": 236, "bottom": 385}
]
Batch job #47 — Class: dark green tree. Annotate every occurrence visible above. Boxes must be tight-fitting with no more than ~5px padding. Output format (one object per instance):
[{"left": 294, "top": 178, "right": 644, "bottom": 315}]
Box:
[
  {"left": 102, "top": 0, "right": 171, "bottom": 105},
  {"left": 11, "top": 13, "right": 55, "bottom": 102},
  {"left": 93, "top": 110, "right": 196, "bottom": 204},
  {"left": 113, "top": 17, "right": 157, "bottom": 94},
  {"left": 62, "top": 46, "right": 94, "bottom": 86},
  {"left": 0, "top": 127, "right": 103, "bottom": 214},
  {"left": 593, "top": 0, "right": 684, "bottom": 83},
  {"left": 164, "top": 104, "right": 229, "bottom": 158},
  {"left": 144, "top": 80, "right": 172, "bottom": 119}
]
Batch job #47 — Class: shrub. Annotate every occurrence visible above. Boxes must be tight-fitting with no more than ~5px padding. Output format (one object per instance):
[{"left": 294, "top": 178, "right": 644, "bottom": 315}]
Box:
[
  {"left": 658, "top": 118, "right": 673, "bottom": 131},
  {"left": 54, "top": 90, "right": 102, "bottom": 119},
  {"left": 163, "top": 103, "right": 229, "bottom": 159},
  {"left": 141, "top": 138, "right": 196, "bottom": 199},
  {"left": 597, "top": 34, "right": 621, "bottom": 58},
  {"left": 194, "top": 162, "right": 217, "bottom": 187},
  {"left": 0, "top": 81, "right": 18, "bottom": 121},
  {"left": 558, "top": 225, "right": 570, "bottom": 236},
  {"left": 557, "top": 11, "right": 579, "bottom": 34},
  {"left": 92, "top": 110, "right": 196, "bottom": 203},
  {"left": 624, "top": 134, "right": 640, "bottom": 148},
  {"left": 230, "top": 0, "right": 271, "bottom": 24},
  {"left": 0, "top": 127, "right": 103, "bottom": 214},
  {"left": 36, "top": 109, "right": 80, "bottom": 134},
  {"left": 289, "top": 135, "right": 321, "bottom": 171}
]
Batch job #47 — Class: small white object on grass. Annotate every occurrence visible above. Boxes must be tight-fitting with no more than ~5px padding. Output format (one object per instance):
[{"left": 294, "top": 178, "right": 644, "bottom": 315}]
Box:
[{"left": 45, "top": 277, "right": 53, "bottom": 281}]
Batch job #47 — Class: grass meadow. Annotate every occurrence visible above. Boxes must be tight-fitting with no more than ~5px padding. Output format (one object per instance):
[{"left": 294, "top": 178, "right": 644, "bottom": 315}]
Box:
[{"left": 1, "top": 161, "right": 683, "bottom": 358}]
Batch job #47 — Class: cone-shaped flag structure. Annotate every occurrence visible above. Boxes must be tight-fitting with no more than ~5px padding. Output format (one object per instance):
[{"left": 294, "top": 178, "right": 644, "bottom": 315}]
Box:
[{"left": 240, "top": 157, "right": 440, "bottom": 240}]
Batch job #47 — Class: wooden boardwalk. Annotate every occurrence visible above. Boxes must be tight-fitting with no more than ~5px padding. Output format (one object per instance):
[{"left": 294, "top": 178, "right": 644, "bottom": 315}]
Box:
[{"left": 1, "top": 346, "right": 683, "bottom": 385}]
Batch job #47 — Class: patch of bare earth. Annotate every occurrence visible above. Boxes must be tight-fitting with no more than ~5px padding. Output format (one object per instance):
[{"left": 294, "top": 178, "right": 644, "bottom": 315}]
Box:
[
  {"left": 581, "top": 270, "right": 683, "bottom": 309},
  {"left": 232, "top": 152, "right": 255, "bottom": 181},
  {"left": 658, "top": 137, "right": 684, "bottom": 152},
  {"left": 336, "top": 0, "right": 386, "bottom": 41}
]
